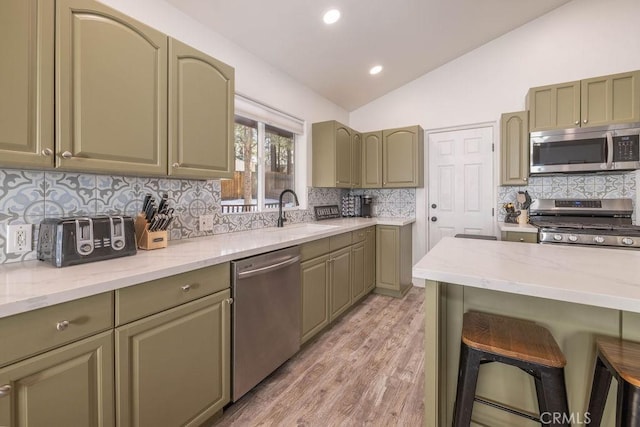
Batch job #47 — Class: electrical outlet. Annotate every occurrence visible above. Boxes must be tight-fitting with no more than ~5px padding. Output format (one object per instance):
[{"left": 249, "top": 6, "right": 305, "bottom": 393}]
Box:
[
  {"left": 199, "top": 215, "right": 214, "bottom": 232},
  {"left": 7, "top": 224, "right": 33, "bottom": 254}
]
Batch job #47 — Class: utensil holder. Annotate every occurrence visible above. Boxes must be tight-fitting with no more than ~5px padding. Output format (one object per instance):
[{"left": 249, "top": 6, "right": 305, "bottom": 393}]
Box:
[{"left": 134, "top": 213, "right": 168, "bottom": 250}]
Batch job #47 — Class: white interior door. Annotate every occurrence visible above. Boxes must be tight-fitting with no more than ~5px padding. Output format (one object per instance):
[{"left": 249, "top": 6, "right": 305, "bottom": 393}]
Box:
[{"left": 428, "top": 126, "right": 494, "bottom": 250}]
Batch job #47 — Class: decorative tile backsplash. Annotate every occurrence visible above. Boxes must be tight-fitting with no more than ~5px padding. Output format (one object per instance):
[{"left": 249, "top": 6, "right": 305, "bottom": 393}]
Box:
[
  {"left": 0, "top": 168, "right": 358, "bottom": 264},
  {"left": 350, "top": 188, "right": 416, "bottom": 218},
  {"left": 497, "top": 172, "right": 637, "bottom": 222}
]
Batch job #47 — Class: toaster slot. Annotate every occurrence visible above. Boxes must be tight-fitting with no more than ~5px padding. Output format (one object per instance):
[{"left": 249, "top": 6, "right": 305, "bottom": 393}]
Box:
[
  {"left": 75, "top": 218, "right": 94, "bottom": 256},
  {"left": 110, "top": 216, "right": 126, "bottom": 250}
]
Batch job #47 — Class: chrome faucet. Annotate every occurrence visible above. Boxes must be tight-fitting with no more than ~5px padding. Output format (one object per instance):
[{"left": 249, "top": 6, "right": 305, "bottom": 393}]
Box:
[{"left": 277, "top": 189, "right": 299, "bottom": 227}]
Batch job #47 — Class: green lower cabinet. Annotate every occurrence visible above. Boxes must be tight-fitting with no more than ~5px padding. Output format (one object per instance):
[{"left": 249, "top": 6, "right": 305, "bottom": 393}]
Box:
[
  {"left": 375, "top": 224, "right": 413, "bottom": 298},
  {"left": 330, "top": 246, "right": 352, "bottom": 321},
  {"left": 301, "top": 254, "right": 331, "bottom": 344},
  {"left": 364, "top": 227, "right": 376, "bottom": 292},
  {"left": 0, "top": 331, "right": 115, "bottom": 427},
  {"left": 501, "top": 231, "right": 537, "bottom": 243},
  {"left": 351, "top": 242, "right": 366, "bottom": 302},
  {"left": 115, "top": 290, "right": 231, "bottom": 427}
]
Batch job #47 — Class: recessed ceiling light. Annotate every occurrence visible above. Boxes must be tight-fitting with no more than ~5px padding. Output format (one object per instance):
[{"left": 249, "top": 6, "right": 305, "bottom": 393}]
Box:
[
  {"left": 369, "top": 65, "right": 383, "bottom": 75},
  {"left": 323, "top": 9, "right": 341, "bottom": 25}
]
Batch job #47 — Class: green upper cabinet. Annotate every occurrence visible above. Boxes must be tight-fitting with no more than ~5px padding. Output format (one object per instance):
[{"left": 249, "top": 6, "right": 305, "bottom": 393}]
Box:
[
  {"left": 500, "top": 111, "right": 529, "bottom": 186},
  {"left": 56, "top": 0, "right": 168, "bottom": 175},
  {"left": 312, "top": 120, "right": 358, "bottom": 188},
  {"left": 0, "top": 0, "right": 55, "bottom": 169},
  {"left": 351, "top": 131, "right": 362, "bottom": 187},
  {"left": 168, "top": 38, "right": 234, "bottom": 179},
  {"left": 528, "top": 81, "right": 580, "bottom": 131},
  {"left": 382, "top": 125, "right": 424, "bottom": 188},
  {"left": 529, "top": 70, "right": 640, "bottom": 131},
  {"left": 362, "top": 131, "right": 383, "bottom": 188},
  {"left": 581, "top": 71, "right": 640, "bottom": 127}
]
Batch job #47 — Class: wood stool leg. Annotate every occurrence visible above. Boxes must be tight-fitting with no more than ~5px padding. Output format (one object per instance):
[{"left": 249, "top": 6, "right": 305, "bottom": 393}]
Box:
[
  {"left": 538, "top": 367, "right": 570, "bottom": 427},
  {"left": 587, "top": 355, "right": 613, "bottom": 426},
  {"left": 617, "top": 381, "right": 640, "bottom": 427},
  {"left": 452, "top": 343, "right": 482, "bottom": 427}
]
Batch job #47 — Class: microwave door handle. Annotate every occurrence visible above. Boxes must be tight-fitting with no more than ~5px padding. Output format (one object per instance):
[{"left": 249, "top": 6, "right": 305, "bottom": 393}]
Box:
[{"left": 606, "top": 131, "right": 614, "bottom": 169}]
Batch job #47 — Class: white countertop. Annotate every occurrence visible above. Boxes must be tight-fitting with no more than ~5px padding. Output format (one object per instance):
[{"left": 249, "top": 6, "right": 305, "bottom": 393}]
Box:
[
  {"left": 413, "top": 237, "right": 640, "bottom": 313},
  {"left": 497, "top": 221, "right": 538, "bottom": 233},
  {"left": 0, "top": 217, "right": 414, "bottom": 319}
]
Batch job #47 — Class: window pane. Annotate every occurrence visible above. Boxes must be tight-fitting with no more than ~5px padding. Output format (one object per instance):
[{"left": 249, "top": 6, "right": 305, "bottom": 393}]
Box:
[
  {"left": 265, "top": 126, "right": 295, "bottom": 209},
  {"left": 221, "top": 118, "right": 258, "bottom": 213}
]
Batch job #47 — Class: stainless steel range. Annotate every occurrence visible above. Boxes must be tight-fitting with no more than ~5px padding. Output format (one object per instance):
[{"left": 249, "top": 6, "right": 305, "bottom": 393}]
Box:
[{"left": 529, "top": 198, "right": 640, "bottom": 249}]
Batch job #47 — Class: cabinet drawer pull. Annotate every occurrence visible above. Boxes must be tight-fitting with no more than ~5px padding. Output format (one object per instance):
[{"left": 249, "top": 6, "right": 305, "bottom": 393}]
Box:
[
  {"left": 574, "top": 120, "right": 579, "bottom": 125},
  {"left": 519, "top": 238, "right": 524, "bottom": 242},
  {"left": 583, "top": 119, "right": 588, "bottom": 124},
  {"left": 56, "top": 320, "right": 70, "bottom": 331},
  {"left": 41, "top": 148, "right": 53, "bottom": 156},
  {"left": 224, "top": 298, "right": 234, "bottom": 305},
  {"left": 61, "top": 151, "right": 73, "bottom": 159},
  {"left": 0, "top": 385, "right": 11, "bottom": 398},
  {"left": 172, "top": 162, "right": 180, "bottom": 168},
  {"left": 181, "top": 284, "right": 192, "bottom": 292}
]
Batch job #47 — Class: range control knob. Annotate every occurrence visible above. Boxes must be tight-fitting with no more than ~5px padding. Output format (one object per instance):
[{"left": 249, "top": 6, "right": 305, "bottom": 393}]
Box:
[
  {"left": 568, "top": 235, "right": 578, "bottom": 242},
  {"left": 553, "top": 234, "right": 563, "bottom": 241},
  {"left": 622, "top": 237, "right": 635, "bottom": 246},
  {"left": 594, "top": 236, "right": 605, "bottom": 244}
]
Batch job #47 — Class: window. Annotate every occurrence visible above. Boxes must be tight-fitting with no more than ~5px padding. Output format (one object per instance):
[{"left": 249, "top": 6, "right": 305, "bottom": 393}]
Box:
[{"left": 221, "top": 95, "right": 303, "bottom": 213}]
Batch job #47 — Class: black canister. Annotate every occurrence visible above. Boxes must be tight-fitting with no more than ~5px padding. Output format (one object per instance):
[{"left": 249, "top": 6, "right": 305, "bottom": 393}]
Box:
[{"left": 361, "top": 196, "right": 373, "bottom": 218}]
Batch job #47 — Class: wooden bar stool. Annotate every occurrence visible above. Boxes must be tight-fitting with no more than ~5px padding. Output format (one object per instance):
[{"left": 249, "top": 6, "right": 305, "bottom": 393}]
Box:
[
  {"left": 453, "top": 311, "right": 570, "bottom": 427},
  {"left": 587, "top": 336, "right": 640, "bottom": 426}
]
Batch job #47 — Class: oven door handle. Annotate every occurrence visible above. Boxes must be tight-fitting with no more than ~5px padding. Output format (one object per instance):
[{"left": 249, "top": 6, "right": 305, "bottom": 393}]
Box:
[{"left": 606, "top": 131, "right": 614, "bottom": 169}]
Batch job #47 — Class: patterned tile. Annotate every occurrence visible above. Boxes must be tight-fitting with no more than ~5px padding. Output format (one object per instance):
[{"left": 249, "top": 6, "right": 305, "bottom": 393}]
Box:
[
  {"left": 44, "top": 172, "right": 96, "bottom": 217},
  {"left": 96, "top": 175, "right": 139, "bottom": 215},
  {"left": 0, "top": 169, "right": 46, "bottom": 219}
]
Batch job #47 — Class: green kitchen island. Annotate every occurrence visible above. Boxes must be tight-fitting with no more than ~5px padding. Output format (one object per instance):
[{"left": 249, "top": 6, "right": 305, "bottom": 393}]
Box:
[{"left": 413, "top": 237, "right": 640, "bottom": 427}]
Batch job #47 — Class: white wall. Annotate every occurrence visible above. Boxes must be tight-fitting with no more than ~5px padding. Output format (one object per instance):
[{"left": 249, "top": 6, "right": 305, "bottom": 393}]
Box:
[
  {"left": 348, "top": 0, "right": 640, "bottom": 268},
  {"left": 97, "top": 0, "right": 349, "bottom": 201}
]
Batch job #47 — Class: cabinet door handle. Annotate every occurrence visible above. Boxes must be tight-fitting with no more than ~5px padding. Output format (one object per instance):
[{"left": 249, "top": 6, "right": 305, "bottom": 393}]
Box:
[
  {"left": 56, "top": 320, "right": 70, "bottom": 331},
  {"left": 61, "top": 151, "right": 73, "bottom": 159},
  {"left": 224, "top": 298, "right": 234, "bottom": 305},
  {"left": 181, "top": 284, "right": 191, "bottom": 292},
  {"left": 41, "top": 148, "right": 53, "bottom": 156},
  {"left": 574, "top": 120, "right": 580, "bottom": 125},
  {"left": 0, "top": 385, "right": 11, "bottom": 398},
  {"left": 172, "top": 162, "right": 180, "bottom": 168},
  {"left": 583, "top": 119, "right": 588, "bottom": 124}
]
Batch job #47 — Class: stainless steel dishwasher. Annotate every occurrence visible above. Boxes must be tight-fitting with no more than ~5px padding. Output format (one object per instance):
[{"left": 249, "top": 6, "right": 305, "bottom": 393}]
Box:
[{"left": 231, "top": 246, "right": 301, "bottom": 401}]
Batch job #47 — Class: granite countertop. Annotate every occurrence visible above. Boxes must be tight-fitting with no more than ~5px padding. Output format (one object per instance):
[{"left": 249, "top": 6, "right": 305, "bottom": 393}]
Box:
[
  {"left": 0, "top": 217, "right": 415, "bottom": 319},
  {"left": 497, "top": 221, "right": 538, "bottom": 233},
  {"left": 413, "top": 236, "right": 640, "bottom": 313}
]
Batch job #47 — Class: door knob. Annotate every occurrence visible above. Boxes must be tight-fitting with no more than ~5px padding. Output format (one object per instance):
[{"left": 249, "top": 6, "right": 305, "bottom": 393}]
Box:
[
  {"left": 431, "top": 204, "right": 437, "bottom": 209},
  {"left": 430, "top": 217, "right": 437, "bottom": 222}
]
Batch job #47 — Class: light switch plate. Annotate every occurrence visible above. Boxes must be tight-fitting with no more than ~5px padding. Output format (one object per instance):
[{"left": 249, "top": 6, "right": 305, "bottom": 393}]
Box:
[{"left": 7, "top": 224, "right": 33, "bottom": 254}]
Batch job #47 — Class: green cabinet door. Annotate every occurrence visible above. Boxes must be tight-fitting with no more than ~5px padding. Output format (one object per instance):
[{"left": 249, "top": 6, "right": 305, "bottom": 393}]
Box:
[
  {"left": 301, "top": 254, "right": 330, "bottom": 344},
  {"left": 581, "top": 71, "right": 640, "bottom": 127},
  {"left": 528, "top": 81, "right": 581, "bottom": 131},
  {"left": 375, "top": 224, "right": 412, "bottom": 298},
  {"left": 168, "top": 38, "right": 235, "bottom": 179},
  {"left": 351, "top": 131, "right": 362, "bottom": 187},
  {"left": 364, "top": 227, "right": 376, "bottom": 292},
  {"left": 116, "top": 291, "right": 231, "bottom": 427},
  {"left": 500, "top": 111, "right": 529, "bottom": 186},
  {"left": 312, "top": 120, "right": 355, "bottom": 188},
  {"left": 329, "top": 246, "right": 352, "bottom": 321},
  {"left": 335, "top": 124, "right": 353, "bottom": 187},
  {"left": 362, "top": 131, "right": 383, "bottom": 188},
  {"left": 351, "top": 242, "right": 366, "bottom": 302},
  {"left": 0, "top": 331, "right": 114, "bottom": 427},
  {"left": 0, "top": 0, "right": 54, "bottom": 169},
  {"left": 382, "top": 125, "right": 424, "bottom": 188},
  {"left": 56, "top": 0, "right": 167, "bottom": 175}
]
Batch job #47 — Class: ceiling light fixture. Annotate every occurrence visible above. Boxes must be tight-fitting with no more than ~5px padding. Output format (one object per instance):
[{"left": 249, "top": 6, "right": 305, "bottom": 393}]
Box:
[
  {"left": 323, "top": 9, "right": 341, "bottom": 25},
  {"left": 369, "top": 65, "right": 383, "bottom": 75}
]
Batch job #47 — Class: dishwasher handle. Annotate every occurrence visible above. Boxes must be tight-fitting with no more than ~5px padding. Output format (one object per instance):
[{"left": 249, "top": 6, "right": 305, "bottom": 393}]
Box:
[{"left": 236, "top": 255, "right": 300, "bottom": 279}]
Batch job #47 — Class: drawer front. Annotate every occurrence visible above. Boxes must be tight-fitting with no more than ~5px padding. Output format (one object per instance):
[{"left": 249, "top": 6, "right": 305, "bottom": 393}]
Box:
[
  {"left": 351, "top": 228, "right": 367, "bottom": 244},
  {"left": 0, "top": 292, "right": 113, "bottom": 367},
  {"left": 330, "top": 232, "right": 352, "bottom": 251},
  {"left": 505, "top": 231, "right": 538, "bottom": 243},
  {"left": 300, "top": 237, "right": 330, "bottom": 261},
  {"left": 116, "top": 263, "right": 230, "bottom": 325}
]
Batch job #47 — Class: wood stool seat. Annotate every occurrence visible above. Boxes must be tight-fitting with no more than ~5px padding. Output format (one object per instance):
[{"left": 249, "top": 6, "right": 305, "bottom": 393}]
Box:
[
  {"left": 453, "top": 311, "right": 570, "bottom": 427},
  {"left": 462, "top": 311, "right": 567, "bottom": 368},
  {"left": 587, "top": 336, "right": 640, "bottom": 426}
]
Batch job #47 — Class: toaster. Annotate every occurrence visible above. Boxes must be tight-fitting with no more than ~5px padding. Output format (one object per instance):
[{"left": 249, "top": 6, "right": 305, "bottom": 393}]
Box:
[{"left": 38, "top": 216, "right": 137, "bottom": 267}]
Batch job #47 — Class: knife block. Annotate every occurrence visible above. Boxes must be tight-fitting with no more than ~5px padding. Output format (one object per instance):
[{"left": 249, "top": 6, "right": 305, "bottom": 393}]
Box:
[{"left": 134, "top": 213, "right": 168, "bottom": 250}]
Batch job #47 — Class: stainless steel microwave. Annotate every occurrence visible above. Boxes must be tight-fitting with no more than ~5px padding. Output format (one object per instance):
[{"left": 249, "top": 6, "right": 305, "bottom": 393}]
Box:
[{"left": 530, "top": 123, "right": 640, "bottom": 174}]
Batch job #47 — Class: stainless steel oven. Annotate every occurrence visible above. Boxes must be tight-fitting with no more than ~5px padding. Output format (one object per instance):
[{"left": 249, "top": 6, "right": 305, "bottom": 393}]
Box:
[
  {"left": 529, "top": 198, "right": 640, "bottom": 249},
  {"left": 530, "top": 123, "right": 640, "bottom": 175}
]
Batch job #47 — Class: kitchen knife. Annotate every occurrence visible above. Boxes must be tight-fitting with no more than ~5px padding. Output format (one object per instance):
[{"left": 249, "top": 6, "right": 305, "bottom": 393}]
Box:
[
  {"left": 158, "top": 194, "right": 168, "bottom": 214},
  {"left": 142, "top": 194, "right": 152, "bottom": 214}
]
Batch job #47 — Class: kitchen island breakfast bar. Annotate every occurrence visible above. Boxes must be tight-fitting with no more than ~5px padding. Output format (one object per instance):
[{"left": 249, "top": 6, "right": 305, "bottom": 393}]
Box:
[{"left": 413, "top": 237, "right": 640, "bottom": 427}]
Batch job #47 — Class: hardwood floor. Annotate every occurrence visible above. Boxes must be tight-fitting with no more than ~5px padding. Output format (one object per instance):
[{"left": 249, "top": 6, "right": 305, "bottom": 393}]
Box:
[{"left": 214, "top": 287, "right": 425, "bottom": 426}]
